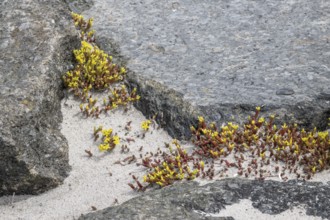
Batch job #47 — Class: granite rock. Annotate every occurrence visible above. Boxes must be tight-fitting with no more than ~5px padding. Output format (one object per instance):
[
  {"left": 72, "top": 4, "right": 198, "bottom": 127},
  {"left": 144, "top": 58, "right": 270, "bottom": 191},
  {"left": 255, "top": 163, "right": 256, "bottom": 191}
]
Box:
[
  {"left": 79, "top": 178, "right": 330, "bottom": 220},
  {"left": 79, "top": 0, "right": 330, "bottom": 139},
  {"left": 0, "top": 0, "right": 78, "bottom": 195}
]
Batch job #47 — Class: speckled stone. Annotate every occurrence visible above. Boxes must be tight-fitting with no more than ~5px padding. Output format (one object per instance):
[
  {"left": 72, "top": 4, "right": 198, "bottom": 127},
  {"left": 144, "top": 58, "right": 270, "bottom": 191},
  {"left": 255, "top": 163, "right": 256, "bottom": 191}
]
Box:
[
  {"left": 77, "top": 0, "right": 330, "bottom": 138},
  {"left": 0, "top": 0, "right": 78, "bottom": 195},
  {"left": 79, "top": 179, "right": 330, "bottom": 220}
]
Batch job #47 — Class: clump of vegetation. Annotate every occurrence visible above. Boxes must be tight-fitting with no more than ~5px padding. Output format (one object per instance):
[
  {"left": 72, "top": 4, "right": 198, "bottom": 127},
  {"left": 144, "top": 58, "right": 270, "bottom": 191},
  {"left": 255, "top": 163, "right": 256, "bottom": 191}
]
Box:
[
  {"left": 141, "top": 120, "right": 152, "bottom": 131},
  {"left": 63, "top": 13, "right": 330, "bottom": 191},
  {"left": 93, "top": 125, "right": 120, "bottom": 152},
  {"left": 128, "top": 140, "right": 204, "bottom": 191},
  {"left": 63, "top": 13, "right": 140, "bottom": 117},
  {"left": 103, "top": 85, "right": 140, "bottom": 111},
  {"left": 190, "top": 107, "right": 330, "bottom": 180},
  {"left": 130, "top": 108, "right": 329, "bottom": 190}
]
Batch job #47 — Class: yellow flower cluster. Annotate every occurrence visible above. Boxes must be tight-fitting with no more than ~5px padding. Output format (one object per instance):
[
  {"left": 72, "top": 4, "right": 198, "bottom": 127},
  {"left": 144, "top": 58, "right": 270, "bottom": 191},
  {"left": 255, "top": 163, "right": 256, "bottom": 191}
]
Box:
[
  {"left": 79, "top": 96, "right": 100, "bottom": 117},
  {"left": 71, "top": 12, "right": 94, "bottom": 41},
  {"left": 103, "top": 86, "right": 141, "bottom": 111},
  {"left": 130, "top": 107, "right": 329, "bottom": 191},
  {"left": 63, "top": 13, "right": 141, "bottom": 117},
  {"left": 93, "top": 126, "right": 120, "bottom": 152},
  {"left": 63, "top": 40, "right": 126, "bottom": 99},
  {"left": 142, "top": 140, "right": 200, "bottom": 187},
  {"left": 141, "top": 120, "right": 152, "bottom": 131},
  {"left": 191, "top": 107, "right": 330, "bottom": 179},
  {"left": 191, "top": 118, "right": 240, "bottom": 158}
]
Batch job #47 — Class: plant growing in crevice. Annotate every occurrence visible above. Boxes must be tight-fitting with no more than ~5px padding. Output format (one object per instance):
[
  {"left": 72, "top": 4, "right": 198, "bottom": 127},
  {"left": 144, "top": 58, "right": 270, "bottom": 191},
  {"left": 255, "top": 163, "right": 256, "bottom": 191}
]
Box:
[
  {"left": 191, "top": 107, "right": 330, "bottom": 180},
  {"left": 128, "top": 140, "right": 203, "bottom": 191},
  {"left": 130, "top": 107, "right": 329, "bottom": 192},
  {"left": 63, "top": 13, "right": 140, "bottom": 117}
]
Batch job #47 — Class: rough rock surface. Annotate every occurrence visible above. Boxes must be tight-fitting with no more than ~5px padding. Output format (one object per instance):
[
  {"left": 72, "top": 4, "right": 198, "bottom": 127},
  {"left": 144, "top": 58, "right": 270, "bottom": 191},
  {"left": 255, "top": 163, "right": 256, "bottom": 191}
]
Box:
[
  {"left": 79, "top": 0, "right": 330, "bottom": 139},
  {"left": 0, "top": 0, "right": 78, "bottom": 195},
  {"left": 79, "top": 178, "right": 330, "bottom": 220}
]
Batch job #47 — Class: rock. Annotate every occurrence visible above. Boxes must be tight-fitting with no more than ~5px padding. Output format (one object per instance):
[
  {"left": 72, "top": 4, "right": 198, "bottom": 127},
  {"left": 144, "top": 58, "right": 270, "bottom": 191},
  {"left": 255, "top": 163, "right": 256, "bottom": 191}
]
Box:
[
  {"left": 276, "top": 88, "right": 295, "bottom": 96},
  {"left": 79, "top": 0, "right": 330, "bottom": 139},
  {"left": 0, "top": 0, "right": 78, "bottom": 195},
  {"left": 65, "top": 0, "right": 94, "bottom": 14},
  {"left": 79, "top": 179, "right": 330, "bottom": 220}
]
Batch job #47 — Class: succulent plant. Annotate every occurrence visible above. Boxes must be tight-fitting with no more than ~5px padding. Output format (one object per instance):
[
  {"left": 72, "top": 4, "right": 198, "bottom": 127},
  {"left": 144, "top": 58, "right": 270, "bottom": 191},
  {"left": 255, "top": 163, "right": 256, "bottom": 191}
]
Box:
[{"left": 63, "top": 13, "right": 140, "bottom": 117}]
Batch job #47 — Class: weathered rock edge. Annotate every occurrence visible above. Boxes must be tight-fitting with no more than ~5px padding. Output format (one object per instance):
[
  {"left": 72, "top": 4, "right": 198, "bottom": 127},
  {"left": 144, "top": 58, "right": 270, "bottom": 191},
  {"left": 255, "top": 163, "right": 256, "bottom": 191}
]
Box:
[
  {"left": 96, "top": 34, "right": 330, "bottom": 141},
  {"left": 128, "top": 66, "right": 330, "bottom": 140},
  {"left": 80, "top": 0, "right": 330, "bottom": 140},
  {"left": 80, "top": 178, "right": 330, "bottom": 220},
  {"left": 0, "top": 0, "right": 79, "bottom": 195}
]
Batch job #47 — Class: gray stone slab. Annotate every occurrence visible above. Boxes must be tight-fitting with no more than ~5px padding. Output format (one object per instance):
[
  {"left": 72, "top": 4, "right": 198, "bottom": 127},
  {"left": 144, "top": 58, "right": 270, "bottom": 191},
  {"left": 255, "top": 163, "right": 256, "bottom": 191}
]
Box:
[
  {"left": 79, "top": 178, "right": 330, "bottom": 220},
  {"left": 0, "top": 0, "right": 78, "bottom": 195},
  {"left": 78, "top": 0, "right": 330, "bottom": 139}
]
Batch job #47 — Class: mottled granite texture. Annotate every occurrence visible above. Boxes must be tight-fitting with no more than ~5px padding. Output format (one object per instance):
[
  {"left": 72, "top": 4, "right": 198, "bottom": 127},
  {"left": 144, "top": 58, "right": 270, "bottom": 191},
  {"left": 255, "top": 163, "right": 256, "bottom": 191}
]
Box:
[
  {"left": 0, "top": 0, "right": 78, "bottom": 195},
  {"left": 76, "top": 0, "right": 330, "bottom": 139},
  {"left": 79, "top": 178, "right": 330, "bottom": 220}
]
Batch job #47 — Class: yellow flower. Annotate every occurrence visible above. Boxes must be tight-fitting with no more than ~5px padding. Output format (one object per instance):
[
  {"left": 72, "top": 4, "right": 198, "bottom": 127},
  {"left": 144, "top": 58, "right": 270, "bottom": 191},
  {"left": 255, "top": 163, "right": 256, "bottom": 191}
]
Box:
[
  {"left": 113, "top": 135, "right": 120, "bottom": 145},
  {"left": 98, "top": 144, "right": 109, "bottom": 152},
  {"left": 141, "top": 120, "right": 151, "bottom": 131},
  {"left": 198, "top": 116, "right": 204, "bottom": 123},
  {"left": 156, "top": 181, "right": 164, "bottom": 186},
  {"left": 318, "top": 131, "right": 328, "bottom": 140},
  {"left": 301, "top": 137, "right": 309, "bottom": 144},
  {"left": 210, "top": 150, "right": 219, "bottom": 157},
  {"left": 192, "top": 169, "right": 199, "bottom": 175},
  {"left": 112, "top": 103, "right": 118, "bottom": 109},
  {"left": 201, "top": 129, "right": 209, "bottom": 135},
  {"left": 312, "top": 166, "right": 317, "bottom": 173},
  {"left": 258, "top": 117, "right": 265, "bottom": 123},
  {"left": 260, "top": 152, "right": 265, "bottom": 159},
  {"left": 87, "top": 30, "right": 95, "bottom": 38},
  {"left": 282, "top": 123, "right": 288, "bottom": 129},
  {"left": 212, "top": 131, "right": 218, "bottom": 138},
  {"left": 200, "top": 161, "right": 205, "bottom": 169},
  {"left": 256, "top": 106, "right": 261, "bottom": 111},
  {"left": 221, "top": 126, "right": 229, "bottom": 131},
  {"left": 102, "top": 129, "right": 113, "bottom": 137},
  {"left": 87, "top": 18, "right": 93, "bottom": 27},
  {"left": 81, "top": 41, "right": 93, "bottom": 53},
  {"left": 231, "top": 124, "right": 239, "bottom": 130},
  {"left": 319, "top": 159, "right": 324, "bottom": 167},
  {"left": 104, "top": 137, "right": 111, "bottom": 144},
  {"left": 120, "top": 67, "right": 126, "bottom": 74}
]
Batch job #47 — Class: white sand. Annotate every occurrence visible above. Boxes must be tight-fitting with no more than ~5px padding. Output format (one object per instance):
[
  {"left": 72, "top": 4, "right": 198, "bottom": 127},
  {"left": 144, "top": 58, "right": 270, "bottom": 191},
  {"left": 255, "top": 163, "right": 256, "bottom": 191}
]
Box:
[{"left": 0, "top": 94, "right": 328, "bottom": 219}]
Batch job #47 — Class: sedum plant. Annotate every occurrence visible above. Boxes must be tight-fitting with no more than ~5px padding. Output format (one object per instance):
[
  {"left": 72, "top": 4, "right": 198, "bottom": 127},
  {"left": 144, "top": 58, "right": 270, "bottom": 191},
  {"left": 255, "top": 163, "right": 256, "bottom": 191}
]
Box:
[
  {"left": 93, "top": 125, "right": 120, "bottom": 152},
  {"left": 191, "top": 107, "right": 330, "bottom": 180},
  {"left": 141, "top": 120, "right": 152, "bottom": 131},
  {"left": 129, "top": 140, "right": 203, "bottom": 191},
  {"left": 131, "top": 108, "right": 329, "bottom": 191},
  {"left": 63, "top": 13, "right": 140, "bottom": 117}
]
